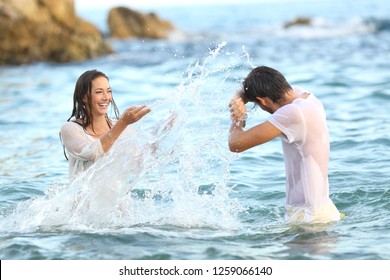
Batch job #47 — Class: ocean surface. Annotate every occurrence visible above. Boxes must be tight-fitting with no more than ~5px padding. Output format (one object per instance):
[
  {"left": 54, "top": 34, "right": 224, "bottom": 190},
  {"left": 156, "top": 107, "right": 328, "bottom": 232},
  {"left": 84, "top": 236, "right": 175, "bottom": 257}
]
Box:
[{"left": 0, "top": 0, "right": 389, "bottom": 260}]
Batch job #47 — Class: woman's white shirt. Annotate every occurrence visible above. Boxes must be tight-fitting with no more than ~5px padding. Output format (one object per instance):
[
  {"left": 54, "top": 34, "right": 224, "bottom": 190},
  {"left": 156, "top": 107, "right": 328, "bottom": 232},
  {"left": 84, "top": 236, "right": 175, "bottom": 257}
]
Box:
[{"left": 60, "top": 121, "right": 105, "bottom": 182}]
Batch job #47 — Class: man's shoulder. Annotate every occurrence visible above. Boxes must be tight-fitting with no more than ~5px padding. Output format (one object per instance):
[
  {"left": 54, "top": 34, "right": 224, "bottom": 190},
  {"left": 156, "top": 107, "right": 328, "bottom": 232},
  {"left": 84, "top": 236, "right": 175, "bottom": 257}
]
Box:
[
  {"left": 269, "top": 103, "right": 303, "bottom": 131},
  {"left": 292, "top": 85, "right": 313, "bottom": 95},
  {"left": 275, "top": 101, "right": 301, "bottom": 115}
]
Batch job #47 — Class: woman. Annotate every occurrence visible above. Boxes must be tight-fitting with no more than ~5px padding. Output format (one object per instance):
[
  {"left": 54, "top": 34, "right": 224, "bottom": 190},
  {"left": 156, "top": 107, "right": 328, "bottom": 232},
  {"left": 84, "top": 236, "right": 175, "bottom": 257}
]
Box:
[{"left": 60, "top": 69, "right": 151, "bottom": 182}]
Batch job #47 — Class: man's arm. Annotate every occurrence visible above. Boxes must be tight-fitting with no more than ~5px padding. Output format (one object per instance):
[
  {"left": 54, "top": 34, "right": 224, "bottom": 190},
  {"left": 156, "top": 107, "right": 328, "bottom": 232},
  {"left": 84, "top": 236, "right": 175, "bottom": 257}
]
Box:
[
  {"left": 229, "top": 120, "right": 282, "bottom": 153},
  {"left": 228, "top": 91, "right": 281, "bottom": 152}
]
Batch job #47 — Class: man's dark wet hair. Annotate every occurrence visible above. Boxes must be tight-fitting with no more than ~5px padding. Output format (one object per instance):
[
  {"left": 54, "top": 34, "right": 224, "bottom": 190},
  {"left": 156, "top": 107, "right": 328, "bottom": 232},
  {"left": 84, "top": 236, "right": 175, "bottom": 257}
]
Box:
[{"left": 242, "top": 66, "right": 293, "bottom": 104}]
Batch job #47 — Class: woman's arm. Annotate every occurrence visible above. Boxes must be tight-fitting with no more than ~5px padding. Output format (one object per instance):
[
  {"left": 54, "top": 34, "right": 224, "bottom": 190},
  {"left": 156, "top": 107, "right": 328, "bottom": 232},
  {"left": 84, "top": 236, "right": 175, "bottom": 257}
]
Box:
[{"left": 100, "top": 105, "right": 151, "bottom": 152}]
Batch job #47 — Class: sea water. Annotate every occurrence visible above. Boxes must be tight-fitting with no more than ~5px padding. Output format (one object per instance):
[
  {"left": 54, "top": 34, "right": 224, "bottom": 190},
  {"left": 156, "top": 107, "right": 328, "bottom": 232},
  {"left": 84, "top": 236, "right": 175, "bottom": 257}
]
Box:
[{"left": 0, "top": 0, "right": 389, "bottom": 260}]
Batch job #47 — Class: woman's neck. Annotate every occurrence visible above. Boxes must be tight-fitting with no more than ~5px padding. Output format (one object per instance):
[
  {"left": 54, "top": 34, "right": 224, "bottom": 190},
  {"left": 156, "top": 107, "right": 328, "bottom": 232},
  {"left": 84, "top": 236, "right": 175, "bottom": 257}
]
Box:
[{"left": 87, "top": 115, "right": 110, "bottom": 138}]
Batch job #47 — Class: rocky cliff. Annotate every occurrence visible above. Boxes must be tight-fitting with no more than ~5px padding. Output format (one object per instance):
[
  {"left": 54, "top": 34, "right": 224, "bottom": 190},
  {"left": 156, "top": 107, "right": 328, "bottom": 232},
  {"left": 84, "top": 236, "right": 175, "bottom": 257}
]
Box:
[
  {"left": 108, "top": 7, "right": 175, "bottom": 39},
  {"left": 0, "top": 0, "right": 112, "bottom": 65}
]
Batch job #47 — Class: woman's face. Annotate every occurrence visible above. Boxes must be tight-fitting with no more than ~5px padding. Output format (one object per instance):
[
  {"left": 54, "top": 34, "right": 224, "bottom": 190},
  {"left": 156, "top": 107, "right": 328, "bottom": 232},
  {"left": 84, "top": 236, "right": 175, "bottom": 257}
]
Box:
[{"left": 84, "top": 76, "right": 112, "bottom": 118}]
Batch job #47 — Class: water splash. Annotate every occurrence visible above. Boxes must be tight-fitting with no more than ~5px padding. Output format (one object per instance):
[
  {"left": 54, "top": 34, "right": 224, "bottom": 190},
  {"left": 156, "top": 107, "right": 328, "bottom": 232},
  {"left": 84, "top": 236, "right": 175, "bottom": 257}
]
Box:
[{"left": 0, "top": 42, "right": 251, "bottom": 232}]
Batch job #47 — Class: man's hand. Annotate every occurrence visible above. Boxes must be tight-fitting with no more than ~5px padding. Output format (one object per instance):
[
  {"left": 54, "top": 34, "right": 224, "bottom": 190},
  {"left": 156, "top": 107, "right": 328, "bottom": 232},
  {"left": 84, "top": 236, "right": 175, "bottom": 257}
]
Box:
[{"left": 229, "top": 96, "right": 246, "bottom": 123}]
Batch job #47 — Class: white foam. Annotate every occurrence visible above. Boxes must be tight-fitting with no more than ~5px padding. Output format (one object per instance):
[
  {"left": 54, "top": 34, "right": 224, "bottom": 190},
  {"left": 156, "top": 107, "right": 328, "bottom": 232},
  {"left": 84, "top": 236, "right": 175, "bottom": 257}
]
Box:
[{"left": 277, "top": 17, "right": 377, "bottom": 39}]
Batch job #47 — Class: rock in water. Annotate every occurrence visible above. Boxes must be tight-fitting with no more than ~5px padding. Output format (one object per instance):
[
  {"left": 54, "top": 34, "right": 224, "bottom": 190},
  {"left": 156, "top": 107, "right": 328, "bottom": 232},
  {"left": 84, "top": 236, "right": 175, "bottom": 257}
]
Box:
[
  {"left": 108, "top": 6, "right": 175, "bottom": 39},
  {"left": 0, "top": 0, "right": 112, "bottom": 65}
]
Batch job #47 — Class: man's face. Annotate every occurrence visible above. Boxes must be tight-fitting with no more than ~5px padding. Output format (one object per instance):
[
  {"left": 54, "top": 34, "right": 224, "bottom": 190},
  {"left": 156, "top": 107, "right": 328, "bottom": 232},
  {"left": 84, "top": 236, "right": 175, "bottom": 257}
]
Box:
[{"left": 256, "top": 97, "right": 275, "bottom": 114}]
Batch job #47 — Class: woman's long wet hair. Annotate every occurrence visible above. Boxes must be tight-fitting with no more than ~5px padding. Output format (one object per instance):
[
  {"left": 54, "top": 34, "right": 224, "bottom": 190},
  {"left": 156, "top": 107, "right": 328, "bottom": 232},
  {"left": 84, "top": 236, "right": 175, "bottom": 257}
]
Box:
[{"left": 67, "top": 69, "right": 120, "bottom": 129}]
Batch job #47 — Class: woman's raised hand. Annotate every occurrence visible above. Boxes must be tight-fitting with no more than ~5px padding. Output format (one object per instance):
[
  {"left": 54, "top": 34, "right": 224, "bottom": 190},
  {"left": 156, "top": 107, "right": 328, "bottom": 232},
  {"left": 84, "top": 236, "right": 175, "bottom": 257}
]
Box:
[{"left": 121, "top": 105, "right": 151, "bottom": 125}]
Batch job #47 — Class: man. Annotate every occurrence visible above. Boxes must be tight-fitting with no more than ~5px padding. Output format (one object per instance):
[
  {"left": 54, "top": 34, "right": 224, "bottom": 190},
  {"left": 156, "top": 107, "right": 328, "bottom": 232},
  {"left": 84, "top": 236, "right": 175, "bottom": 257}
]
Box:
[{"left": 229, "top": 66, "right": 341, "bottom": 224}]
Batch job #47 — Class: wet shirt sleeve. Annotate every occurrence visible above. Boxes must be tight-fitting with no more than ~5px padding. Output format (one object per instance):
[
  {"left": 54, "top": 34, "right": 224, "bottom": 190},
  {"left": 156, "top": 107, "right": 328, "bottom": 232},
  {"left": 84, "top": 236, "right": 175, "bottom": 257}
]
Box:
[
  {"left": 267, "top": 104, "right": 305, "bottom": 144},
  {"left": 60, "top": 122, "right": 104, "bottom": 162}
]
